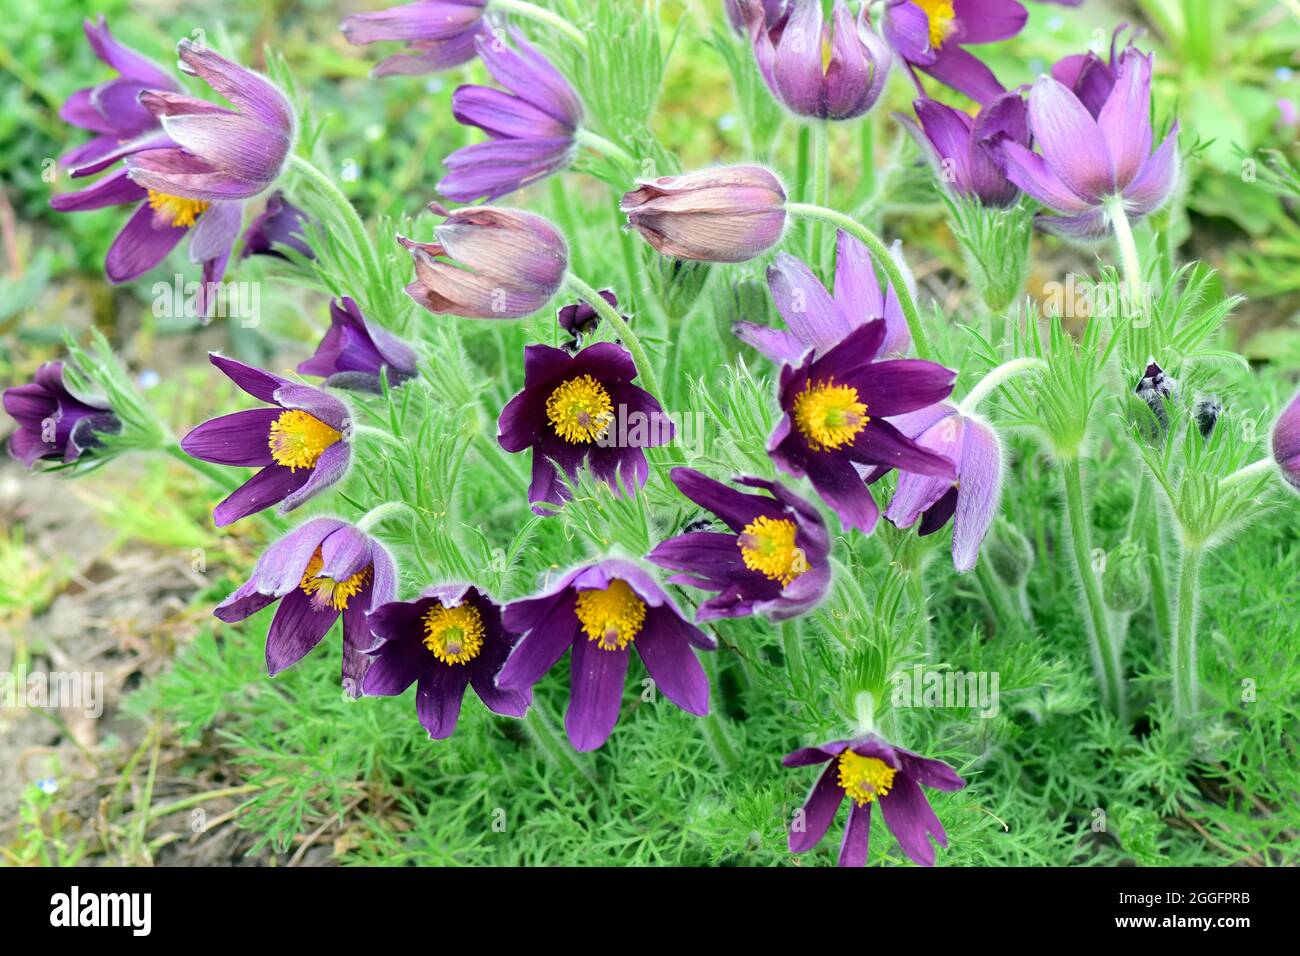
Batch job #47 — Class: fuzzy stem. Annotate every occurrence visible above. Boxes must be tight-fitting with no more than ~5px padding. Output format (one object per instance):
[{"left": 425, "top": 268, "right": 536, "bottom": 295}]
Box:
[
  {"left": 164, "top": 443, "right": 241, "bottom": 494},
  {"left": 565, "top": 271, "right": 664, "bottom": 403},
  {"left": 524, "top": 702, "right": 599, "bottom": 789},
  {"left": 781, "top": 619, "right": 807, "bottom": 689},
  {"left": 1061, "top": 456, "right": 1126, "bottom": 720},
  {"left": 1220, "top": 456, "right": 1274, "bottom": 488},
  {"left": 1129, "top": 471, "right": 1173, "bottom": 647},
  {"left": 356, "top": 500, "right": 418, "bottom": 533},
  {"left": 699, "top": 652, "right": 740, "bottom": 772},
  {"left": 1107, "top": 198, "right": 1143, "bottom": 318},
  {"left": 904, "top": 564, "right": 933, "bottom": 657},
  {"left": 288, "top": 153, "right": 379, "bottom": 290},
  {"left": 492, "top": 0, "right": 588, "bottom": 48},
  {"left": 809, "top": 121, "right": 831, "bottom": 270},
  {"left": 974, "top": 558, "right": 1021, "bottom": 636},
  {"left": 1173, "top": 545, "right": 1204, "bottom": 719},
  {"left": 959, "top": 357, "right": 1048, "bottom": 414},
  {"left": 574, "top": 128, "right": 638, "bottom": 172},
  {"left": 785, "top": 202, "right": 933, "bottom": 360}
]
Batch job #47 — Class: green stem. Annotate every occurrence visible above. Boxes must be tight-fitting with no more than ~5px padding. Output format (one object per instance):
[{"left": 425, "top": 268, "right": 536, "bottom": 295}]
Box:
[
  {"left": 785, "top": 202, "right": 933, "bottom": 360},
  {"left": 1061, "top": 456, "right": 1126, "bottom": 720},
  {"left": 493, "top": 0, "right": 588, "bottom": 49},
  {"left": 1130, "top": 472, "right": 1173, "bottom": 648},
  {"left": 288, "top": 153, "right": 379, "bottom": 290},
  {"left": 1220, "top": 457, "right": 1273, "bottom": 489},
  {"left": 565, "top": 272, "right": 664, "bottom": 403},
  {"left": 1173, "top": 545, "right": 1203, "bottom": 719},
  {"left": 699, "top": 652, "right": 740, "bottom": 772},
  {"left": 356, "top": 500, "right": 418, "bottom": 533},
  {"left": 781, "top": 619, "right": 807, "bottom": 690},
  {"left": 1107, "top": 198, "right": 1143, "bottom": 320},
  {"left": 905, "top": 566, "right": 932, "bottom": 657},
  {"left": 808, "top": 121, "right": 830, "bottom": 270},
  {"left": 524, "top": 703, "right": 599, "bottom": 789},
  {"left": 974, "top": 558, "right": 1020, "bottom": 636},
  {"left": 164, "top": 443, "right": 241, "bottom": 494},
  {"left": 958, "top": 357, "right": 1048, "bottom": 414},
  {"left": 574, "top": 128, "right": 638, "bottom": 172}
]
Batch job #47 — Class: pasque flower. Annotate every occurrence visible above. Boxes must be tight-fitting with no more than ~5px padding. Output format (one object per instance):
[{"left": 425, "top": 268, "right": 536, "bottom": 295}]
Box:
[
  {"left": 341, "top": 0, "right": 487, "bottom": 77},
  {"left": 785, "top": 734, "right": 965, "bottom": 867},
  {"left": 297, "top": 297, "right": 419, "bottom": 393},
  {"left": 648, "top": 468, "right": 830, "bottom": 621},
  {"left": 739, "top": 0, "right": 892, "bottom": 121},
  {"left": 1273, "top": 390, "right": 1300, "bottom": 492},
  {"left": 438, "top": 26, "right": 582, "bottom": 202},
  {"left": 3, "top": 362, "right": 120, "bottom": 468},
  {"left": 768, "top": 322, "right": 957, "bottom": 533},
  {"left": 883, "top": 0, "right": 1028, "bottom": 105},
  {"left": 240, "top": 190, "right": 314, "bottom": 261},
  {"left": 557, "top": 288, "right": 620, "bottom": 344},
  {"left": 214, "top": 518, "right": 395, "bottom": 697},
  {"left": 498, "top": 342, "right": 671, "bottom": 513},
  {"left": 498, "top": 559, "right": 714, "bottom": 751},
  {"left": 181, "top": 355, "right": 352, "bottom": 526},
  {"left": 992, "top": 47, "right": 1179, "bottom": 241},
  {"left": 894, "top": 92, "right": 1029, "bottom": 207},
  {"left": 398, "top": 204, "right": 568, "bottom": 317},
  {"left": 734, "top": 229, "right": 913, "bottom": 364},
  {"left": 882, "top": 404, "right": 1003, "bottom": 572},
  {"left": 59, "top": 16, "right": 179, "bottom": 172},
  {"left": 621, "top": 165, "right": 787, "bottom": 263},
  {"left": 1050, "top": 24, "right": 1137, "bottom": 119},
  {"left": 725, "top": 0, "right": 786, "bottom": 34},
  {"left": 362, "top": 585, "right": 530, "bottom": 738}
]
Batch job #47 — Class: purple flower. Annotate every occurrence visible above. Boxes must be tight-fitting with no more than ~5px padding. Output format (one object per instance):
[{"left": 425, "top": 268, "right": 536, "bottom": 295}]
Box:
[
  {"left": 993, "top": 48, "right": 1180, "bottom": 241},
  {"left": 361, "top": 584, "right": 530, "bottom": 738},
  {"left": 298, "top": 297, "right": 419, "bottom": 393},
  {"left": 214, "top": 518, "right": 395, "bottom": 697},
  {"left": 557, "top": 288, "right": 621, "bottom": 343},
  {"left": 740, "top": 0, "right": 891, "bottom": 121},
  {"left": 180, "top": 354, "right": 352, "bottom": 527},
  {"left": 498, "top": 559, "right": 715, "bottom": 751},
  {"left": 725, "top": 0, "right": 787, "bottom": 34},
  {"left": 883, "top": 0, "right": 1028, "bottom": 105},
  {"left": 647, "top": 468, "right": 830, "bottom": 621},
  {"left": 767, "top": 322, "right": 957, "bottom": 533},
  {"left": 1050, "top": 24, "right": 1137, "bottom": 119},
  {"left": 785, "top": 734, "right": 965, "bottom": 867},
  {"left": 398, "top": 204, "right": 568, "bottom": 318},
  {"left": 894, "top": 92, "right": 1029, "bottom": 207},
  {"left": 734, "top": 229, "right": 913, "bottom": 364},
  {"left": 497, "top": 342, "right": 672, "bottom": 514},
  {"left": 240, "top": 190, "right": 314, "bottom": 261},
  {"left": 620, "top": 165, "right": 787, "bottom": 263},
  {"left": 3, "top": 362, "right": 120, "bottom": 468},
  {"left": 882, "top": 404, "right": 1003, "bottom": 572},
  {"left": 341, "top": 0, "right": 487, "bottom": 77},
  {"left": 439, "top": 26, "right": 582, "bottom": 202},
  {"left": 59, "top": 17, "right": 179, "bottom": 172},
  {"left": 1273, "top": 391, "right": 1300, "bottom": 492}
]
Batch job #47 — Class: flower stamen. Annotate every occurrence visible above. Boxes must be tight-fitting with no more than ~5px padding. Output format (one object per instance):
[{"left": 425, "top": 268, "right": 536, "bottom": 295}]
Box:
[
  {"left": 546, "top": 374, "right": 614, "bottom": 443},
  {"left": 914, "top": 0, "right": 958, "bottom": 49},
  {"left": 738, "top": 516, "right": 805, "bottom": 586},
  {"left": 299, "top": 548, "right": 371, "bottom": 612},
  {"left": 268, "top": 409, "right": 342, "bottom": 471},
  {"left": 837, "top": 751, "right": 897, "bottom": 807},
  {"left": 792, "top": 378, "right": 869, "bottom": 451},
  {"left": 575, "top": 578, "right": 646, "bottom": 651},
  {"left": 422, "top": 603, "right": 485, "bottom": 665},
  {"left": 147, "top": 189, "right": 210, "bottom": 229}
]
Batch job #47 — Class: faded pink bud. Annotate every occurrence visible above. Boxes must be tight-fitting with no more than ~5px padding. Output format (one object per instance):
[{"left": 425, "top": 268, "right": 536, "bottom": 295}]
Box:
[{"left": 620, "top": 165, "right": 787, "bottom": 263}]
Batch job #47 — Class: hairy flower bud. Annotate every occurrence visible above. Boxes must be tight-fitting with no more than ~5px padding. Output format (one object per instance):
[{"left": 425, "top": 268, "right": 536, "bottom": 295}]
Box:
[
  {"left": 1103, "top": 540, "right": 1150, "bottom": 615},
  {"left": 986, "top": 517, "right": 1034, "bottom": 589}
]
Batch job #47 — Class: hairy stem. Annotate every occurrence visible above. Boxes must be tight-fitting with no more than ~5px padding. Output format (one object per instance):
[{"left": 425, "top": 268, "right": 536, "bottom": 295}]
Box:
[
  {"left": 974, "top": 558, "right": 1021, "bottom": 636},
  {"left": 959, "top": 357, "right": 1048, "bottom": 414},
  {"left": 574, "top": 127, "right": 638, "bottom": 172},
  {"left": 288, "top": 153, "right": 380, "bottom": 291},
  {"left": 1129, "top": 471, "right": 1173, "bottom": 648},
  {"left": 565, "top": 272, "right": 664, "bottom": 403},
  {"left": 809, "top": 121, "right": 830, "bottom": 270},
  {"left": 1107, "top": 198, "right": 1143, "bottom": 319},
  {"left": 1172, "top": 545, "right": 1203, "bottom": 720},
  {"left": 493, "top": 0, "right": 589, "bottom": 48}
]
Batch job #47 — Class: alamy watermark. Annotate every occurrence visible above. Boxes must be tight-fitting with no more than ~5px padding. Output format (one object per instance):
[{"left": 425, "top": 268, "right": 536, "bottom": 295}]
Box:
[
  {"left": 152, "top": 274, "right": 261, "bottom": 327},
  {"left": 891, "top": 665, "right": 1000, "bottom": 718},
  {"left": 1, "top": 667, "right": 104, "bottom": 719}
]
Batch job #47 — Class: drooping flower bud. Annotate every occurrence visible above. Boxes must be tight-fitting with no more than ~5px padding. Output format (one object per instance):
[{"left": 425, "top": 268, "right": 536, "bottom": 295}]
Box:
[
  {"left": 1193, "top": 394, "right": 1222, "bottom": 440},
  {"left": 1134, "top": 359, "right": 1177, "bottom": 440},
  {"left": 1103, "top": 540, "right": 1150, "bottom": 615},
  {"left": 985, "top": 517, "right": 1034, "bottom": 590},
  {"left": 620, "top": 165, "right": 786, "bottom": 263}
]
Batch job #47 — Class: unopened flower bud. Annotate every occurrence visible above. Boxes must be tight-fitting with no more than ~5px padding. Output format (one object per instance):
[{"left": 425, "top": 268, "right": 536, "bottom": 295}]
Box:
[
  {"left": 1193, "top": 394, "right": 1222, "bottom": 439},
  {"left": 986, "top": 517, "right": 1034, "bottom": 589},
  {"left": 1103, "top": 540, "right": 1150, "bottom": 614},
  {"left": 1273, "top": 390, "right": 1300, "bottom": 491}
]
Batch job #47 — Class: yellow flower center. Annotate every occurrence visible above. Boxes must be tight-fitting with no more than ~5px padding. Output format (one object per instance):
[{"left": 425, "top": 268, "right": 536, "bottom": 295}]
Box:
[
  {"left": 738, "top": 516, "right": 805, "bottom": 586},
  {"left": 574, "top": 578, "right": 646, "bottom": 652},
  {"left": 914, "top": 0, "right": 958, "bottom": 49},
  {"left": 546, "top": 374, "right": 614, "bottom": 444},
  {"left": 792, "top": 378, "right": 869, "bottom": 451},
  {"left": 147, "top": 189, "right": 210, "bottom": 228},
  {"left": 268, "top": 409, "right": 342, "bottom": 471},
  {"left": 837, "top": 751, "right": 897, "bottom": 807},
  {"left": 299, "top": 548, "right": 371, "bottom": 612},
  {"left": 422, "top": 603, "right": 485, "bottom": 665}
]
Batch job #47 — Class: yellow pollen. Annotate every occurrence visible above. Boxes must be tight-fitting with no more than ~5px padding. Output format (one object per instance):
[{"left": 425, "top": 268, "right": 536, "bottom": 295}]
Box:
[
  {"left": 268, "top": 409, "right": 342, "bottom": 471},
  {"left": 837, "top": 751, "right": 897, "bottom": 807},
  {"left": 147, "top": 189, "right": 210, "bottom": 228},
  {"left": 792, "top": 378, "right": 869, "bottom": 451},
  {"left": 546, "top": 374, "right": 614, "bottom": 444},
  {"left": 422, "top": 603, "right": 485, "bottom": 665},
  {"left": 299, "top": 548, "right": 371, "bottom": 612},
  {"left": 915, "top": 0, "right": 957, "bottom": 48},
  {"left": 738, "top": 516, "right": 805, "bottom": 586},
  {"left": 574, "top": 578, "right": 646, "bottom": 652}
]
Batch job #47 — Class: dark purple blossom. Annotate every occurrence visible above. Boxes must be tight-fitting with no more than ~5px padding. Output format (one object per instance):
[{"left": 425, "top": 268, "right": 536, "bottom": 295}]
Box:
[
  {"left": 734, "top": 229, "right": 913, "bottom": 364},
  {"left": 214, "top": 518, "right": 395, "bottom": 697},
  {"left": 740, "top": 0, "right": 892, "bottom": 121},
  {"left": 767, "top": 322, "right": 957, "bottom": 533},
  {"left": 497, "top": 342, "right": 672, "bottom": 514},
  {"left": 341, "top": 0, "right": 487, "bottom": 77},
  {"left": 621, "top": 165, "right": 787, "bottom": 264},
  {"left": 398, "top": 204, "right": 568, "bottom": 318},
  {"left": 894, "top": 91, "right": 1029, "bottom": 207},
  {"left": 498, "top": 559, "right": 714, "bottom": 751},
  {"left": 557, "top": 288, "right": 620, "bottom": 344},
  {"left": 298, "top": 297, "right": 419, "bottom": 393},
  {"left": 993, "top": 47, "right": 1179, "bottom": 241},
  {"left": 181, "top": 354, "right": 352, "bottom": 527},
  {"left": 362, "top": 584, "right": 530, "bottom": 738},
  {"left": 883, "top": 0, "right": 1028, "bottom": 105},
  {"left": 438, "top": 26, "right": 582, "bottom": 202},
  {"left": 785, "top": 734, "right": 966, "bottom": 867},
  {"left": 648, "top": 468, "right": 830, "bottom": 621},
  {"left": 3, "top": 362, "right": 120, "bottom": 468},
  {"left": 240, "top": 190, "right": 314, "bottom": 261}
]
